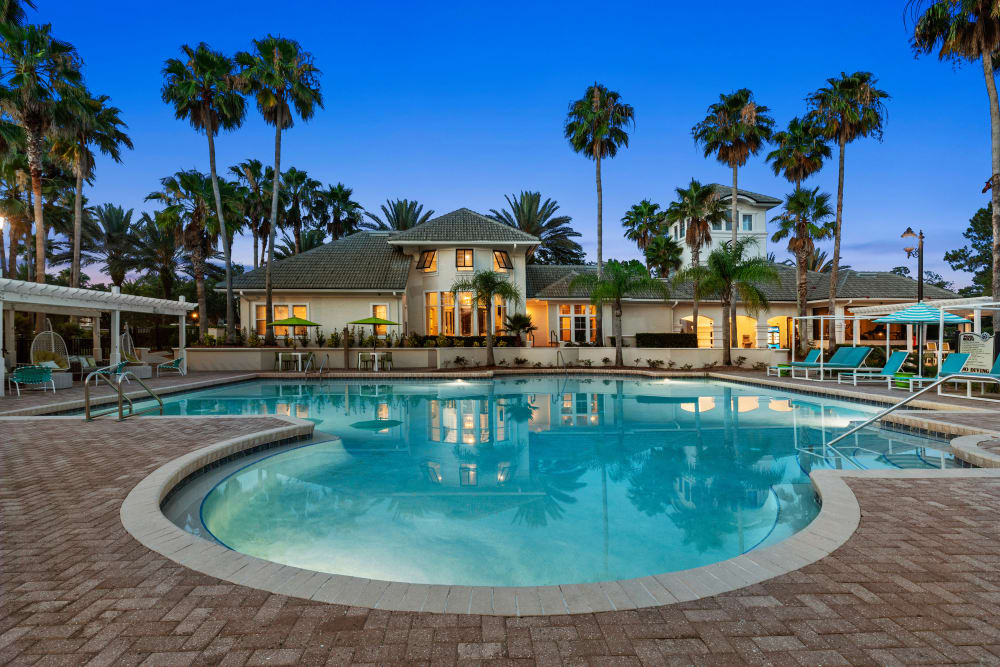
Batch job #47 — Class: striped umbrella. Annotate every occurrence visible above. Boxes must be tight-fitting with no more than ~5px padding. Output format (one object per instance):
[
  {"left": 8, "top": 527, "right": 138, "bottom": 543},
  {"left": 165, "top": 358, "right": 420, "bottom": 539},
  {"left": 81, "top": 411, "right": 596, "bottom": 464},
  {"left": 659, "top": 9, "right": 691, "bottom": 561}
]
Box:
[{"left": 873, "top": 303, "right": 970, "bottom": 324}]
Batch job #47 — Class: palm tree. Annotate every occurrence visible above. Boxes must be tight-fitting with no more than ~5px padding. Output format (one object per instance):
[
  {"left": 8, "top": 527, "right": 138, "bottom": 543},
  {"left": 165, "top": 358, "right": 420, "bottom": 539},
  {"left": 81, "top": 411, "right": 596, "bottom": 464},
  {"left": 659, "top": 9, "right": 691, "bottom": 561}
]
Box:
[
  {"left": 766, "top": 116, "right": 830, "bottom": 189},
  {"left": 693, "top": 88, "right": 774, "bottom": 347},
  {"left": 569, "top": 260, "right": 669, "bottom": 366},
  {"left": 0, "top": 150, "right": 30, "bottom": 278},
  {"left": 807, "top": 72, "right": 889, "bottom": 320},
  {"left": 503, "top": 311, "right": 537, "bottom": 347},
  {"left": 363, "top": 198, "right": 432, "bottom": 231},
  {"left": 319, "top": 182, "right": 364, "bottom": 240},
  {"left": 621, "top": 199, "right": 666, "bottom": 263},
  {"left": 0, "top": 23, "right": 80, "bottom": 291},
  {"left": 770, "top": 187, "right": 833, "bottom": 354},
  {"left": 146, "top": 170, "right": 223, "bottom": 341},
  {"left": 133, "top": 211, "right": 181, "bottom": 300},
  {"left": 52, "top": 87, "right": 132, "bottom": 291},
  {"left": 77, "top": 203, "right": 137, "bottom": 287},
  {"left": 805, "top": 248, "right": 850, "bottom": 273},
  {"left": 162, "top": 42, "right": 246, "bottom": 343},
  {"left": 274, "top": 228, "right": 325, "bottom": 260},
  {"left": 0, "top": 0, "right": 35, "bottom": 24},
  {"left": 450, "top": 270, "right": 522, "bottom": 366},
  {"left": 678, "top": 239, "right": 779, "bottom": 366},
  {"left": 665, "top": 179, "right": 727, "bottom": 338},
  {"left": 280, "top": 166, "right": 319, "bottom": 253},
  {"left": 910, "top": 1, "right": 999, "bottom": 300},
  {"left": 644, "top": 235, "right": 684, "bottom": 278},
  {"left": 565, "top": 83, "right": 635, "bottom": 343},
  {"left": 229, "top": 159, "right": 268, "bottom": 267},
  {"left": 489, "top": 191, "right": 583, "bottom": 264},
  {"left": 236, "top": 35, "right": 322, "bottom": 344}
]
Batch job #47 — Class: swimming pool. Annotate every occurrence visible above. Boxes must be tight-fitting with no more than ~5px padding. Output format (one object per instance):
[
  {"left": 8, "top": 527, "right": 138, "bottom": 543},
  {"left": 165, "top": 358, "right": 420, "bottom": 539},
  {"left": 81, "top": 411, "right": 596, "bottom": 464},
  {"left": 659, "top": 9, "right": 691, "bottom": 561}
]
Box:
[{"left": 159, "top": 376, "right": 957, "bottom": 587}]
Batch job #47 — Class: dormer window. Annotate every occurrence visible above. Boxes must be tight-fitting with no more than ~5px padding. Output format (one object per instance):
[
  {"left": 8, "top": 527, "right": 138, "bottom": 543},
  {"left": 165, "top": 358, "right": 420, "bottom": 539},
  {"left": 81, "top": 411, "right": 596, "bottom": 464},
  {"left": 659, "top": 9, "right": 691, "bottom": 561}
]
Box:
[
  {"left": 456, "top": 249, "right": 474, "bottom": 271},
  {"left": 416, "top": 250, "right": 437, "bottom": 273},
  {"left": 493, "top": 250, "right": 513, "bottom": 271}
]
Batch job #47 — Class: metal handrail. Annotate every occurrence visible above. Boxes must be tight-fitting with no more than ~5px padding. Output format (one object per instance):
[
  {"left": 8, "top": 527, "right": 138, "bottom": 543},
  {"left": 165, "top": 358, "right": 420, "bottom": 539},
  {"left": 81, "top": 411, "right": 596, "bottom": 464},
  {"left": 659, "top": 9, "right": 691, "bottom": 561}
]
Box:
[
  {"left": 824, "top": 373, "right": 1000, "bottom": 452},
  {"left": 84, "top": 368, "right": 164, "bottom": 421}
]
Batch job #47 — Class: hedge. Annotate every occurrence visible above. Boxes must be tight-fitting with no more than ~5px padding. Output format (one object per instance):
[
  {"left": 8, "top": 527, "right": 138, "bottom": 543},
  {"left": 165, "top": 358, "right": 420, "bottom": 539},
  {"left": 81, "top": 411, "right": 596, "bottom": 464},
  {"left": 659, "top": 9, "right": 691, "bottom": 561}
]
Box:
[{"left": 635, "top": 333, "right": 698, "bottom": 348}]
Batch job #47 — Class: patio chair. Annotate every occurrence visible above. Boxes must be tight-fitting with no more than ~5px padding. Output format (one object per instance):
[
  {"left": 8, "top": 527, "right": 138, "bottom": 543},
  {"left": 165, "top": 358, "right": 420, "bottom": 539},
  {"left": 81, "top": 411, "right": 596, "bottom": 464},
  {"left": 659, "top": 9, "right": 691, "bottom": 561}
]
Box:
[
  {"left": 790, "top": 347, "right": 872, "bottom": 380},
  {"left": 382, "top": 352, "right": 393, "bottom": 370},
  {"left": 359, "top": 353, "right": 374, "bottom": 370},
  {"left": 85, "top": 360, "right": 130, "bottom": 386},
  {"left": 275, "top": 352, "right": 297, "bottom": 371},
  {"left": 767, "top": 349, "right": 818, "bottom": 376},
  {"left": 939, "top": 353, "right": 998, "bottom": 396},
  {"left": 893, "top": 352, "right": 969, "bottom": 392},
  {"left": 8, "top": 365, "right": 54, "bottom": 396},
  {"left": 837, "top": 350, "right": 909, "bottom": 386},
  {"left": 157, "top": 357, "right": 186, "bottom": 377}
]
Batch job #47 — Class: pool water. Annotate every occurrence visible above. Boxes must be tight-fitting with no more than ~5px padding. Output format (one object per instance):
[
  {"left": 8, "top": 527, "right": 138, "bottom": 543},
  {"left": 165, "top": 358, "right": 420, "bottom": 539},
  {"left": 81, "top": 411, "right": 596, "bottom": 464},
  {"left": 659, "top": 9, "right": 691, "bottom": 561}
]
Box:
[{"left": 159, "top": 377, "right": 956, "bottom": 586}]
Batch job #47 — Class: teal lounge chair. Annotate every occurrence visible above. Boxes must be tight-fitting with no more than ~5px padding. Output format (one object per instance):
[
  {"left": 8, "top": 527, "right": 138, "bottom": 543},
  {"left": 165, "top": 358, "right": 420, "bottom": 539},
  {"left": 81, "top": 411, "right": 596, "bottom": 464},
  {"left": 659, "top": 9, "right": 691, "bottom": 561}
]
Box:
[
  {"left": 768, "top": 349, "right": 818, "bottom": 376},
  {"left": 8, "top": 365, "right": 54, "bottom": 396},
  {"left": 940, "top": 353, "right": 998, "bottom": 397},
  {"left": 85, "top": 360, "right": 129, "bottom": 386},
  {"left": 837, "top": 350, "right": 909, "bottom": 386},
  {"left": 157, "top": 357, "right": 185, "bottom": 377},
  {"left": 893, "top": 352, "right": 969, "bottom": 392},
  {"left": 790, "top": 347, "right": 872, "bottom": 380}
]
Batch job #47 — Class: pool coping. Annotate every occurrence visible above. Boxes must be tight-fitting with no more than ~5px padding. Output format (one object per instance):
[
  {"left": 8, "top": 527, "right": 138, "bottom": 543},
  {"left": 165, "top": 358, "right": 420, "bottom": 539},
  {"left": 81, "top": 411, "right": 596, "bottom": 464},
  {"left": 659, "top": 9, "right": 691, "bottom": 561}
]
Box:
[{"left": 119, "top": 411, "right": 1000, "bottom": 616}]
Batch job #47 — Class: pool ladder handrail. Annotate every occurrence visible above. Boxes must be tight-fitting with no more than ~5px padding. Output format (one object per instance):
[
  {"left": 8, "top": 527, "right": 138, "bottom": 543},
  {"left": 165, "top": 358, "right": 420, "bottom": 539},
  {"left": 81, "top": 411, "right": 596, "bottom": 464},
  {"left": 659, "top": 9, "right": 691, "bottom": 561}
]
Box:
[
  {"left": 84, "top": 369, "right": 164, "bottom": 421},
  {"left": 824, "top": 373, "right": 1000, "bottom": 453}
]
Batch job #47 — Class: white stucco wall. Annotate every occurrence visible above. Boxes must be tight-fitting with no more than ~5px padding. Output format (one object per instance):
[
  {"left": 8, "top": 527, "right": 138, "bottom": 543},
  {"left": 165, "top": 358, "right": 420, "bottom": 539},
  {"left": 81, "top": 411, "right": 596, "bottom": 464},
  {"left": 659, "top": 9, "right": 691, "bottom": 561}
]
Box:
[{"left": 239, "top": 292, "right": 405, "bottom": 340}]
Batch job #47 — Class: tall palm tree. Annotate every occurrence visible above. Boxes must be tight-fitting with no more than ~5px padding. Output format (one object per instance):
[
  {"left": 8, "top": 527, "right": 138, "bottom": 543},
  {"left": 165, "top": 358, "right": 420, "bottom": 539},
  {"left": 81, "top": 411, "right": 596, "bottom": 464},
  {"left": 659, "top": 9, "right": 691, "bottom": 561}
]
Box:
[
  {"left": 52, "top": 87, "right": 132, "bottom": 290},
  {"left": 133, "top": 211, "right": 181, "bottom": 301},
  {"left": 770, "top": 187, "right": 833, "bottom": 354},
  {"left": 665, "top": 179, "right": 727, "bottom": 339},
  {"left": 911, "top": 1, "right": 999, "bottom": 300},
  {"left": 805, "top": 248, "right": 850, "bottom": 273},
  {"left": 450, "top": 270, "right": 522, "bottom": 366},
  {"left": 236, "top": 35, "right": 322, "bottom": 344},
  {"left": 570, "top": 259, "right": 669, "bottom": 366},
  {"left": 0, "top": 149, "right": 29, "bottom": 278},
  {"left": 621, "top": 199, "right": 666, "bottom": 263},
  {"left": 363, "top": 198, "right": 433, "bottom": 230},
  {"left": 274, "top": 228, "right": 325, "bottom": 260},
  {"left": 146, "top": 170, "right": 223, "bottom": 341},
  {"left": 678, "top": 239, "right": 779, "bottom": 366},
  {"left": 319, "top": 182, "right": 364, "bottom": 240},
  {"left": 0, "top": 23, "right": 80, "bottom": 291},
  {"left": 693, "top": 88, "right": 774, "bottom": 346},
  {"left": 280, "top": 166, "right": 319, "bottom": 253},
  {"left": 766, "top": 116, "right": 830, "bottom": 189},
  {"left": 229, "top": 159, "right": 268, "bottom": 267},
  {"left": 162, "top": 42, "right": 246, "bottom": 342},
  {"left": 489, "top": 191, "right": 583, "bottom": 264},
  {"left": 77, "top": 203, "right": 137, "bottom": 287},
  {"left": 503, "top": 311, "right": 536, "bottom": 347},
  {"left": 644, "top": 235, "right": 684, "bottom": 278},
  {"left": 565, "top": 83, "right": 635, "bottom": 343},
  {"left": 0, "top": 0, "right": 35, "bottom": 25},
  {"left": 807, "top": 72, "right": 889, "bottom": 319}
]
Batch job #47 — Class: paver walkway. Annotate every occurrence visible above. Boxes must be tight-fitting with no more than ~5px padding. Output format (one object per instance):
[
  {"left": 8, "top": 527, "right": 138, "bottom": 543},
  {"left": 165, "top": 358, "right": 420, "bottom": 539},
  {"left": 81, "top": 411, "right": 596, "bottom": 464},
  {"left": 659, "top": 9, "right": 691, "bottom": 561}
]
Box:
[{"left": 5, "top": 418, "right": 1000, "bottom": 664}]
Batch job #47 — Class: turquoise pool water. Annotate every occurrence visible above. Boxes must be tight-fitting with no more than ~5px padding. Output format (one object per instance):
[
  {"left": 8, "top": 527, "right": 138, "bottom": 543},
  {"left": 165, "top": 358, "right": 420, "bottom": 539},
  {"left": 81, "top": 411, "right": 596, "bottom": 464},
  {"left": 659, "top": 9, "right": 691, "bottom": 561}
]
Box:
[{"left": 162, "top": 377, "right": 956, "bottom": 586}]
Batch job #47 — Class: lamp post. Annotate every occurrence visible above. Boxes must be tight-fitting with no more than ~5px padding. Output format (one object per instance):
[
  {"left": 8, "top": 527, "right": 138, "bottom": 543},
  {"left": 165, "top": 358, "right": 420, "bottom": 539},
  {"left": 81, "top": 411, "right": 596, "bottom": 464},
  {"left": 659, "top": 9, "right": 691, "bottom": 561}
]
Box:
[{"left": 903, "top": 226, "right": 925, "bottom": 369}]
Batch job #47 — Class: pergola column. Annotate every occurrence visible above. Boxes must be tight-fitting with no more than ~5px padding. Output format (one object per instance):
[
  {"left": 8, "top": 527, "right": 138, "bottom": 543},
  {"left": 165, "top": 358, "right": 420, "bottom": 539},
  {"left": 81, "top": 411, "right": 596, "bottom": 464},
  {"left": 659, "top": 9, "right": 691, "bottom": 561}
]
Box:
[
  {"left": 974, "top": 309, "right": 982, "bottom": 334},
  {"left": 110, "top": 310, "right": 121, "bottom": 364},
  {"left": 92, "top": 315, "right": 102, "bottom": 362}
]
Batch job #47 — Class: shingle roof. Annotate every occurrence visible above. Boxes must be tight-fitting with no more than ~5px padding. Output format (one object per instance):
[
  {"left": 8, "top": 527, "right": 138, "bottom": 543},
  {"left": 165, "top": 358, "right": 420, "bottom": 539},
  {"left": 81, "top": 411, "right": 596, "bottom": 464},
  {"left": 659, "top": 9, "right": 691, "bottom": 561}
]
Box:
[
  {"left": 807, "top": 269, "right": 957, "bottom": 301},
  {"left": 388, "top": 208, "right": 540, "bottom": 244},
  {"left": 231, "top": 232, "right": 410, "bottom": 291},
  {"left": 709, "top": 184, "right": 782, "bottom": 207}
]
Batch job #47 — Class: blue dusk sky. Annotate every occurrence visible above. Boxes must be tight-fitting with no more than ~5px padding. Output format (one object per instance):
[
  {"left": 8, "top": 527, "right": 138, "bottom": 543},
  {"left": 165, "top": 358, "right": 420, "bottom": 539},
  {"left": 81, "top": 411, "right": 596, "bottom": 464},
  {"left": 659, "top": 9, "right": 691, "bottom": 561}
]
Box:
[{"left": 37, "top": 0, "right": 990, "bottom": 288}]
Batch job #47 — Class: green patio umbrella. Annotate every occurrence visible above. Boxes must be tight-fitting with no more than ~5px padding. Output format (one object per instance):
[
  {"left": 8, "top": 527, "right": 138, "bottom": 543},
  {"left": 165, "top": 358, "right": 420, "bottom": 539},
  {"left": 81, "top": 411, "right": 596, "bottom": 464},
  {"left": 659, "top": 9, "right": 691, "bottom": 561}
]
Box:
[
  {"left": 349, "top": 316, "right": 399, "bottom": 360},
  {"left": 350, "top": 419, "right": 403, "bottom": 431},
  {"left": 266, "top": 316, "right": 321, "bottom": 327}
]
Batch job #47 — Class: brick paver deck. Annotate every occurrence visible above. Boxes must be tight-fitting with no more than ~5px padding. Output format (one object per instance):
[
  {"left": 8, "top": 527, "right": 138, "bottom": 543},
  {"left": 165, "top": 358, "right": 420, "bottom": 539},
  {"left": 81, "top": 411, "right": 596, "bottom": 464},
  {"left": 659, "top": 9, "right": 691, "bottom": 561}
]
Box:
[{"left": 5, "top": 418, "right": 1000, "bottom": 664}]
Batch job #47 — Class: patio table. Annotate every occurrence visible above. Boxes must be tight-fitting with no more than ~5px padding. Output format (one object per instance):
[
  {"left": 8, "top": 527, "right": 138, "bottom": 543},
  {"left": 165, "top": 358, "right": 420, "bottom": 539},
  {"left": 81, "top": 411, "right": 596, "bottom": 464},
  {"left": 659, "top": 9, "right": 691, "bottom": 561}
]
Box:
[
  {"left": 359, "top": 352, "right": 385, "bottom": 371},
  {"left": 278, "top": 351, "right": 305, "bottom": 371}
]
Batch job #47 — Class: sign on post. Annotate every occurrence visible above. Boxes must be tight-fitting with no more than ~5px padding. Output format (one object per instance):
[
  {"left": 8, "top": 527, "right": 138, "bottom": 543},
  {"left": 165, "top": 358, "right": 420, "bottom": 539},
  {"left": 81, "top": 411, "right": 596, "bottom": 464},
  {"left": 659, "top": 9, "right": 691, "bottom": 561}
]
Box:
[{"left": 959, "top": 332, "right": 994, "bottom": 373}]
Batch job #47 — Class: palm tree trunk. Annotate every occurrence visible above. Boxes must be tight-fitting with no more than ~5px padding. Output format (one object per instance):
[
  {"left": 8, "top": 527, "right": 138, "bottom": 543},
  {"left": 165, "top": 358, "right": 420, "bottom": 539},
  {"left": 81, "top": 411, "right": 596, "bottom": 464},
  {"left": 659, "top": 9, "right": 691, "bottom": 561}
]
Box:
[
  {"left": 265, "top": 109, "right": 282, "bottom": 345},
  {"left": 828, "top": 135, "right": 846, "bottom": 337},
  {"left": 613, "top": 299, "right": 623, "bottom": 366},
  {"left": 722, "top": 298, "right": 732, "bottom": 366},
  {"left": 206, "top": 125, "right": 235, "bottom": 344},
  {"left": 691, "top": 247, "right": 700, "bottom": 346},
  {"left": 730, "top": 165, "right": 738, "bottom": 349},
  {"left": 595, "top": 152, "right": 604, "bottom": 345},
  {"left": 252, "top": 226, "right": 259, "bottom": 270},
  {"left": 983, "top": 55, "right": 1000, "bottom": 301},
  {"left": 294, "top": 220, "right": 302, "bottom": 255},
  {"left": 71, "top": 152, "right": 84, "bottom": 289},
  {"left": 160, "top": 268, "right": 174, "bottom": 302},
  {"left": 0, "top": 224, "right": 6, "bottom": 277},
  {"left": 7, "top": 226, "right": 16, "bottom": 279},
  {"left": 796, "top": 250, "right": 808, "bottom": 356},
  {"left": 27, "top": 131, "right": 45, "bottom": 332},
  {"left": 486, "top": 295, "right": 495, "bottom": 366}
]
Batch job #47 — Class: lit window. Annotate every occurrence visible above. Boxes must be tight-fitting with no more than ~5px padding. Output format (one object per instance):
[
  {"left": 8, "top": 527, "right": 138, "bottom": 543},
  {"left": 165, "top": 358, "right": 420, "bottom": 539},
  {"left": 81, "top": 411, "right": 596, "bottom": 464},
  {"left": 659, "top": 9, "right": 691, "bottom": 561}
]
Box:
[
  {"left": 459, "top": 292, "right": 473, "bottom": 336},
  {"left": 560, "top": 316, "right": 571, "bottom": 342},
  {"left": 493, "top": 250, "right": 513, "bottom": 271},
  {"left": 425, "top": 292, "right": 439, "bottom": 336},
  {"left": 255, "top": 305, "right": 267, "bottom": 335},
  {"left": 416, "top": 250, "right": 437, "bottom": 272},
  {"left": 460, "top": 463, "right": 478, "bottom": 486},
  {"left": 494, "top": 295, "right": 506, "bottom": 334},
  {"left": 273, "top": 305, "right": 289, "bottom": 336},
  {"left": 291, "top": 305, "right": 307, "bottom": 336},
  {"left": 371, "top": 304, "right": 388, "bottom": 337},
  {"left": 456, "top": 249, "right": 474, "bottom": 271},
  {"left": 742, "top": 214, "right": 753, "bottom": 231},
  {"left": 441, "top": 292, "right": 455, "bottom": 335}
]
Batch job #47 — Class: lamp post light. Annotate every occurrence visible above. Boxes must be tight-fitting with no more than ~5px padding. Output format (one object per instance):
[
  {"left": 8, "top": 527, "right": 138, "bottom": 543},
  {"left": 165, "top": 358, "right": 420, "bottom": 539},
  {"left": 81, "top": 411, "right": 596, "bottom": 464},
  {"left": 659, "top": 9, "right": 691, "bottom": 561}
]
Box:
[{"left": 903, "top": 226, "right": 925, "bottom": 370}]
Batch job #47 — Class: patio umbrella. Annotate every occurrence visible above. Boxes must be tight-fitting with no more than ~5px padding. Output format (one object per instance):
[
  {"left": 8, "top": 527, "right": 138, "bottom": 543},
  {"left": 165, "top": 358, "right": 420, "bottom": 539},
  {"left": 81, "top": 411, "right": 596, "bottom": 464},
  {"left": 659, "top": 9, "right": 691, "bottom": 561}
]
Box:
[
  {"left": 348, "top": 316, "right": 399, "bottom": 358},
  {"left": 350, "top": 418, "right": 403, "bottom": 431},
  {"left": 874, "top": 303, "right": 970, "bottom": 371},
  {"left": 266, "top": 316, "right": 321, "bottom": 328}
]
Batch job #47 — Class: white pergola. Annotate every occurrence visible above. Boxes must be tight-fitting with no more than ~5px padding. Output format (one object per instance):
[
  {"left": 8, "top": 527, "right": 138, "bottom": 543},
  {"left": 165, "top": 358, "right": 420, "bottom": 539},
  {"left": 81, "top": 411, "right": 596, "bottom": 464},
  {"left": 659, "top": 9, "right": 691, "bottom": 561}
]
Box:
[{"left": 0, "top": 278, "right": 194, "bottom": 396}]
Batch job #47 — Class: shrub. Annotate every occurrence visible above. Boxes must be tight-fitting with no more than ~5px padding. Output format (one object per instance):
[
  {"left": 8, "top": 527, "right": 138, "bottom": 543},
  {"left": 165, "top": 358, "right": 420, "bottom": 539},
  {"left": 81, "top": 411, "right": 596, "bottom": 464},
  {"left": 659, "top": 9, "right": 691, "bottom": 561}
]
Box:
[
  {"left": 667, "top": 360, "right": 676, "bottom": 369},
  {"left": 635, "top": 333, "right": 698, "bottom": 348},
  {"left": 581, "top": 359, "right": 593, "bottom": 367},
  {"left": 497, "top": 359, "right": 508, "bottom": 366},
  {"left": 681, "top": 363, "right": 693, "bottom": 370},
  {"left": 646, "top": 358, "right": 664, "bottom": 369},
  {"left": 235, "top": 327, "right": 247, "bottom": 346},
  {"left": 248, "top": 329, "right": 263, "bottom": 348},
  {"left": 704, "top": 360, "right": 718, "bottom": 369},
  {"left": 297, "top": 331, "right": 310, "bottom": 348},
  {"left": 752, "top": 361, "right": 768, "bottom": 371},
  {"left": 496, "top": 340, "right": 508, "bottom": 347},
  {"left": 602, "top": 356, "right": 612, "bottom": 366},
  {"left": 314, "top": 328, "right": 326, "bottom": 347},
  {"left": 436, "top": 334, "right": 449, "bottom": 347},
  {"left": 533, "top": 361, "right": 543, "bottom": 368},
  {"left": 454, "top": 355, "right": 468, "bottom": 367},
  {"left": 423, "top": 339, "right": 436, "bottom": 348},
  {"left": 454, "top": 338, "right": 465, "bottom": 347},
  {"left": 513, "top": 357, "right": 528, "bottom": 366},
  {"left": 328, "top": 330, "right": 341, "bottom": 347},
  {"left": 284, "top": 336, "right": 295, "bottom": 348},
  {"left": 733, "top": 355, "right": 747, "bottom": 368}
]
